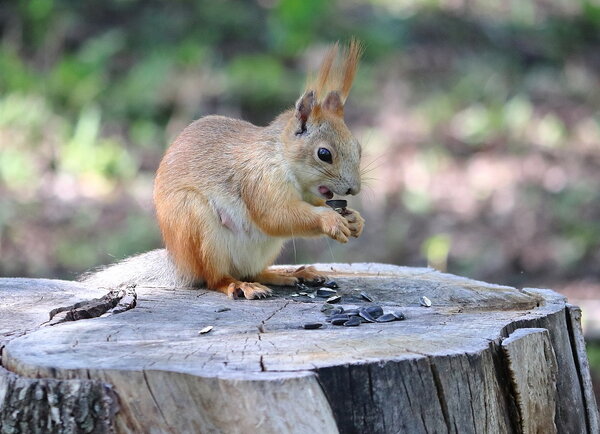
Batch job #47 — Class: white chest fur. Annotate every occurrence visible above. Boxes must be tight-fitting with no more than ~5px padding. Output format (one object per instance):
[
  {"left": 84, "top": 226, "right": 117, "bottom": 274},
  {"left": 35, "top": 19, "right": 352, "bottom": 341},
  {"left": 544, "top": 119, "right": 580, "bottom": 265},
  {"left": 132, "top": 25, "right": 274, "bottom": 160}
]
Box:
[{"left": 209, "top": 195, "right": 285, "bottom": 279}]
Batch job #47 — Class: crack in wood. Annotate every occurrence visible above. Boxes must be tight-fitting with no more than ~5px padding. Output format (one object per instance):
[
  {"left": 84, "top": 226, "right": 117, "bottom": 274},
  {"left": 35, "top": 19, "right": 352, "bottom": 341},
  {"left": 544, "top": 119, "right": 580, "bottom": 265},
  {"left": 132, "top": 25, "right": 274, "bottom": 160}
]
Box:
[
  {"left": 42, "top": 285, "right": 137, "bottom": 327},
  {"left": 142, "top": 370, "right": 172, "bottom": 433},
  {"left": 565, "top": 305, "right": 600, "bottom": 434},
  {"left": 429, "top": 361, "right": 451, "bottom": 432}
]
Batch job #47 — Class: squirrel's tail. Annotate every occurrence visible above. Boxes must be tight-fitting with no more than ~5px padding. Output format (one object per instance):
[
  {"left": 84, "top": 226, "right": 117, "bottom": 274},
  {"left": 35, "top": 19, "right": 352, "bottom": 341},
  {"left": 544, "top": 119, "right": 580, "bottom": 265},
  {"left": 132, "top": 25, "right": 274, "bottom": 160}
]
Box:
[{"left": 80, "top": 249, "right": 193, "bottom": 289}]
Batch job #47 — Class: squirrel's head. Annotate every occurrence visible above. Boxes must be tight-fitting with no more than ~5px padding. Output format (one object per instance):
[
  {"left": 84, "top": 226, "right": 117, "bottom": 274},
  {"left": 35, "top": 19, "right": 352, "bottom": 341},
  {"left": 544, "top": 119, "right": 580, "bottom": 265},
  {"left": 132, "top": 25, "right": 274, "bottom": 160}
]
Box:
[{"left": 282, "top": 40, "right": 363, "bottom": 203}]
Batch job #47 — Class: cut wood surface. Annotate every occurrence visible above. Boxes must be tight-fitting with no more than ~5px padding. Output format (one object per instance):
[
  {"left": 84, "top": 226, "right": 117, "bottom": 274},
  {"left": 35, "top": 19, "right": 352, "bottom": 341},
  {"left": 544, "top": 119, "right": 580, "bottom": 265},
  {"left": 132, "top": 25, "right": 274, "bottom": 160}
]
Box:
[
  {"left": 1, "top": 263, "right": 598, "bottom": 434},
  {"left": 501, "top": 328, "right": 558, "bottom": 434}
]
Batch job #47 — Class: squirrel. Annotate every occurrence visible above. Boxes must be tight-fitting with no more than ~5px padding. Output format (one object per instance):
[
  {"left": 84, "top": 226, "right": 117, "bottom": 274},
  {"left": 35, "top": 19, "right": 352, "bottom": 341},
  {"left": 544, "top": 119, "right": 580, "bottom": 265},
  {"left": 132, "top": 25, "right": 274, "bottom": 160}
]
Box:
[{"left": 83, "top": 41, "right": 365, "bottom": 299}]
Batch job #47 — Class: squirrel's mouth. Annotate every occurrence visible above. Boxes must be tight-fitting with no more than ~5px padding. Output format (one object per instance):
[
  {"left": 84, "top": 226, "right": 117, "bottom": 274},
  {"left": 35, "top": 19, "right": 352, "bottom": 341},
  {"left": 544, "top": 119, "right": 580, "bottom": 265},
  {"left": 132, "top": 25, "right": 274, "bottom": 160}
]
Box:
[{"left": 318, "top": 186, "right": 334, "bottom": 200}]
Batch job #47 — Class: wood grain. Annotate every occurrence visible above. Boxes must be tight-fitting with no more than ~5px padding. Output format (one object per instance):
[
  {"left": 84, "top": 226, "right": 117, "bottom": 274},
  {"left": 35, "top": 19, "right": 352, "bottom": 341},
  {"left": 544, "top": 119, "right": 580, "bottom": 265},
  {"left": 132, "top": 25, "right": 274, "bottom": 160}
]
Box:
[{"left": 502, "top": 328, "right": 558, "bottom": 434}]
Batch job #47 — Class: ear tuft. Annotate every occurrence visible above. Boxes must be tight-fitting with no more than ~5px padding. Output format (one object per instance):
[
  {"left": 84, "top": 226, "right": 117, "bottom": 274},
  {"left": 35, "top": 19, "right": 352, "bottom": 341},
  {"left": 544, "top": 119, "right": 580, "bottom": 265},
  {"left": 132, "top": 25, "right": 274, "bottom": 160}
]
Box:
[
  {"left": 322, "top": 91, "right": 343, "bottom": 116},
  {"left": 340, "top": 38, "right": 363, "bottom": 104},
  {"left": 295, "top": 90, "right": 315, "bottom": 134}
]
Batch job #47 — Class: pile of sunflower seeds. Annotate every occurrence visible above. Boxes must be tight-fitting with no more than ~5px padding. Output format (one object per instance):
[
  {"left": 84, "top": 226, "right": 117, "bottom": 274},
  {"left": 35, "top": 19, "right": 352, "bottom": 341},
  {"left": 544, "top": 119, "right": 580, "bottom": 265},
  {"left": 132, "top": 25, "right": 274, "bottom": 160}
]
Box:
[
  {"left": 291, "top": 280, "right": 339, "bottom": 300},
  {"left": 303, "top": 305, "right": 405, "bottom": 329},
  {"left": 297, "top": 280, "right": 425, "bottom": 329}
]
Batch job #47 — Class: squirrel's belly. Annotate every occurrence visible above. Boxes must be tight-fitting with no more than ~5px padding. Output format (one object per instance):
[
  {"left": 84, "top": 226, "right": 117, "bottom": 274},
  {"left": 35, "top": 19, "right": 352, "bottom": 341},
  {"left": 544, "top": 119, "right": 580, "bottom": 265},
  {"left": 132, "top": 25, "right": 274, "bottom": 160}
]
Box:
[
  {"left": 209, "top": 196, "right": 285, "bottom": 279},
  {"left": 227, "top": 235, "right": 286, "bottom": 279}
]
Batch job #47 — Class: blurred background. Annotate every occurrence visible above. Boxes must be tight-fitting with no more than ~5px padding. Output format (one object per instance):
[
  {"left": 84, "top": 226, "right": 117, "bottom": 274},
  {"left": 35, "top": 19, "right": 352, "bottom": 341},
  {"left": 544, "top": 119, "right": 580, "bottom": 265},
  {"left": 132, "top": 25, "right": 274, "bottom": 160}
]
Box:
[{"left": 0, "top": 0, "right": 599, "bottom": 404}]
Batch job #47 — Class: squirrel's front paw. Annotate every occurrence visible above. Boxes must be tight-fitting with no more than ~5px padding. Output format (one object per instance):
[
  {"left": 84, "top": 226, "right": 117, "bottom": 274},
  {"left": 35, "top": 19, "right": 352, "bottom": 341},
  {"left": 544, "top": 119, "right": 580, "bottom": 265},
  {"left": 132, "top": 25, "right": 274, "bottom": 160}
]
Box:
[
  {"left": 321, "top": 211, "right": 351, "bottom": 243},
  {"left": 344, "top": 208, "right": 365, "bottom": 238}
]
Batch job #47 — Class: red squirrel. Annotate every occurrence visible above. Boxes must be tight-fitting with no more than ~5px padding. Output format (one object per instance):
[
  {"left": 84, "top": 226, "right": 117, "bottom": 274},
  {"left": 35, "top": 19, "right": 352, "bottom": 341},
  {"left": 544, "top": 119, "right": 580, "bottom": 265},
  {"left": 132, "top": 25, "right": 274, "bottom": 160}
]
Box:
[{"left": 84, "top": 41, "right": 365, "bottom": 299}]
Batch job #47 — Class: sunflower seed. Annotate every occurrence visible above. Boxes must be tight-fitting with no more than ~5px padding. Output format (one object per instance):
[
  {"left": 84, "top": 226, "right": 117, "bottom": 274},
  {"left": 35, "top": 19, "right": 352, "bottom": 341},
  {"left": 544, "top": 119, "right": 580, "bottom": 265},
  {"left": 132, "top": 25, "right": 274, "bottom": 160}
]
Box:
[
  {"left": 215, "top": 307, "right": 230, "bottom": 313},
  {"left": 344, "top": 316, "right": 361, "bottom": 327},
  {"left": 298, "top": 292, "right": 308, "bottom": 296},
  {"left": 320, "top": 304, "right": 334, "bottom": 312},
  {"left": 360, "top": 291, "right": 374, "bottom": 302},
  {"left": 364, "top": 305, "right": 384, "bottom": 318},
  {"left": 291, "top": 293, "right": 300, "bottom": 297},
  {"left": 359, "top": 309, "right": 377, "bottom": 323},
  {"left": 322, "top": 280, "right": 339, "bottom": 289},
  {"left": 303, "top": 322, "right": 323, "bottom": 330},
  {"left": 392, "top": 311, "right": 406, "bottom": 320},
  {"left": 344, "top": 308, "right": 360, "bottom": 316},
  {"left": 326, "top": 295, "right": 341, "bottom": 304},
  {"left": 316, "top": 288, "right": 337, "bottom": 297},
  {"left": 377, "top": 313, "right": 396, "bottom": 322},
  {"left": 420, "top": 296, "right": 432, "bottom": 307},
  {"left": 331, "top": 315, "right": 351, "bottom": 325},
  {"left": 330, "top": 306, "right": 345, "bottom": 315},
  {"left": 198, "top": 326, "right": 213, "bottom": 334}
]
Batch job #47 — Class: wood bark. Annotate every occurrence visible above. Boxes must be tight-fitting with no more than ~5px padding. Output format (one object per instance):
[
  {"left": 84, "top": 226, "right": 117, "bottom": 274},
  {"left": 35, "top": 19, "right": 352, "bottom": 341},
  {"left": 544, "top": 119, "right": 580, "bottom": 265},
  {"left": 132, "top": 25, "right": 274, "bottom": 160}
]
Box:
[{"left": 1, "top": 264, "right": 598, "bottom": 433}]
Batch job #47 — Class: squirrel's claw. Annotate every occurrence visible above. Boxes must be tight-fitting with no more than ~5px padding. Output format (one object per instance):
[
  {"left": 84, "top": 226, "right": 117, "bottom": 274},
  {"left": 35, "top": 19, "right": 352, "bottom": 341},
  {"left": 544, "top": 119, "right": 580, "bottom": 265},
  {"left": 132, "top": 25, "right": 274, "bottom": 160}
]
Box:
[
  {"left": 344, "top": 208, "right": 365, "bottom": 238},
  {"left": 321, "top": 210, "right": 351, "bottom": 243},
  {"left": 293, "top": 265, "right": 327, "bottom": 285},
  {"left": 226, "top": 281, "right": 272, "bottom": 300}
]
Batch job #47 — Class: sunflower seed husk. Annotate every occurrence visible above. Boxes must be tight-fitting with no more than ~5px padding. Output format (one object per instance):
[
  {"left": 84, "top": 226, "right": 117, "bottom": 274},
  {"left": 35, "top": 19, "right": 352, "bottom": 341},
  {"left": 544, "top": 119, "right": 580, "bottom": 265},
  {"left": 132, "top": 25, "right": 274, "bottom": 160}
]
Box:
[
  {"left": 331, "top": 315, "right": 351, "bottom": 325},
  {"left": 215, "top": 307, "right": 231, "bottom": 313},
  {"left": 344, "top": 308, "right": 360, "bottom": 316},
  {"left": 364, "top": 305, "right": 384, "bottom": 318},
  {"left": 303, "top": 322, "right": 323, "bottom": 330},
  {"left": 420, "top": 296, "right": 432, "bottom": 307},
  {"left": 296, "top": 282, "right": 310, "bottom": 291},
  {"left": 320, "top": 304, "right": 335, "bottom": 312},
  {"left": 322, "top": 280, "right": 339, "bottom": 289},
  {"left": 308, "top": 293, "right": 316, "bottom": 299},
  {"left": 316, "top": 288, "right": 337, "bottom": 297},
  {"left": 344, "top": 316, "right": 361, "bottom": 327},
  {"left": 377, "top": 313, "right": 396, "bottom": 323},
  {"left": 298, "top": 292, "right": 308, "bottom": 296},
  {"left": 330, "top": 306, "right": 345, "bottom": 315},
  {"left": 359, "top": 309, "right": 377, "bottom": 323},
  {"left": 291, "top": 293, "right": 300, "bottom": 297},
  {"left": 392, "top": 311, "right": 406, "bottom": 320},
  {"left": 360, "top": 291, "right": 374, "bottom": 302},
  {"left": 326, "top": 295, "right": 341, "bottom": 304},
  {"left": 198, "top": 326, "right": 213, "bottom": 334}
]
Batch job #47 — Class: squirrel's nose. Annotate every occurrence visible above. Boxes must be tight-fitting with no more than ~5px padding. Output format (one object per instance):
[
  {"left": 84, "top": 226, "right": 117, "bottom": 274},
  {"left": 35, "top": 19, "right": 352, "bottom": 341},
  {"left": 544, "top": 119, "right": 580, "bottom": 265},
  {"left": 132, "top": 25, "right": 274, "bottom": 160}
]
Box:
[{"left": 346, "top": 185, "right": 360, "bottom": 195}]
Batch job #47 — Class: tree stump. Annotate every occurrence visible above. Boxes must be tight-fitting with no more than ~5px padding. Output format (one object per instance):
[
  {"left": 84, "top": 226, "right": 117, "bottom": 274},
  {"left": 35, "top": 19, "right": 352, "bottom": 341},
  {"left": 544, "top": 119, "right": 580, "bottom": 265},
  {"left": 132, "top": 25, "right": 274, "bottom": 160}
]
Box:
[{"left": 1, "top": 264, "right": 598, "bottom": 434}]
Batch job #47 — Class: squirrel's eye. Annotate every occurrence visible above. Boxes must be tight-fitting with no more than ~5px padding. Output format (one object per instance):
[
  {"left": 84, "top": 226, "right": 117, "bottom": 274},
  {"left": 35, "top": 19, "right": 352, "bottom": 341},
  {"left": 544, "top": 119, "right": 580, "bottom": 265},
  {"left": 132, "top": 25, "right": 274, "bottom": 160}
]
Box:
[{"left": 317, "top": 147, "right": 333, "bottom": 164}]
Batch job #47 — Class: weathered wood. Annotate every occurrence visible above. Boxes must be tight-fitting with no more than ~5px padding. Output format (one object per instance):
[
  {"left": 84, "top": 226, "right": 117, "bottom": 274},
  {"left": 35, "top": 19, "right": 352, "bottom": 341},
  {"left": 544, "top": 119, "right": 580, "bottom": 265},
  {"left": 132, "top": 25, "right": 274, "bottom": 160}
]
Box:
[
  {"left": 566, "top": 304, "right": 600, "bottom": 434},
  {"left": 1, "top": 264, "right": 598, "bottom": 433},
  {"left": 503, "top": 289, "right": 590, "bottom": 434},
  {"left": 0, "top": 278, "right": 119, "bottom": 434},
  {"left": 501, "top": 328, "right": 558, "bottom": 434},
  {"left": 0, "top": 366, "right": 117, "bottom": 434}
]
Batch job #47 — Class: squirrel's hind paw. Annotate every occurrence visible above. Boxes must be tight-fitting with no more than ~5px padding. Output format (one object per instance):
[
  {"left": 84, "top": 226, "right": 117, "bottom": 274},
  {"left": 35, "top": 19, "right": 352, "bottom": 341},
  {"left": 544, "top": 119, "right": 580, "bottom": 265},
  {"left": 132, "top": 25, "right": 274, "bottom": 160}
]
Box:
[{"left": 225, "top": 281, "right": 273, "bottom": 300}]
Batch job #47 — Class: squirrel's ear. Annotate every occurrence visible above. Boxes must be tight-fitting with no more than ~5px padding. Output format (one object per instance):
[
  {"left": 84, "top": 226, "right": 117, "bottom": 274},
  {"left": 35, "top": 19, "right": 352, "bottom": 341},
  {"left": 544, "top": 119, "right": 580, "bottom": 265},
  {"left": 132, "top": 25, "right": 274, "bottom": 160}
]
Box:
[
  {"left": 294, "top": 90, "right": 315, "bottom": 135},
  {"left": 322, "top": 91, "right": 343, "bottom": 117}
]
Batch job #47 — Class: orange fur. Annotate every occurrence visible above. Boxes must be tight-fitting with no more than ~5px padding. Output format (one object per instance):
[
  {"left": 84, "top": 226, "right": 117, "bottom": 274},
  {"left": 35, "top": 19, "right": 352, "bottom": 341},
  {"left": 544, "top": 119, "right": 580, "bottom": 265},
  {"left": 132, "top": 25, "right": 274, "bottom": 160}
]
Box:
[
  {"left": 340, "top": 38, "right": 363, "bottom": 103},
  {"left": 153, "top": 41, "right": 366, "bottom": 299},
  {"left": 308, "top": 39, "right": 363, "bottom": 109}
]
